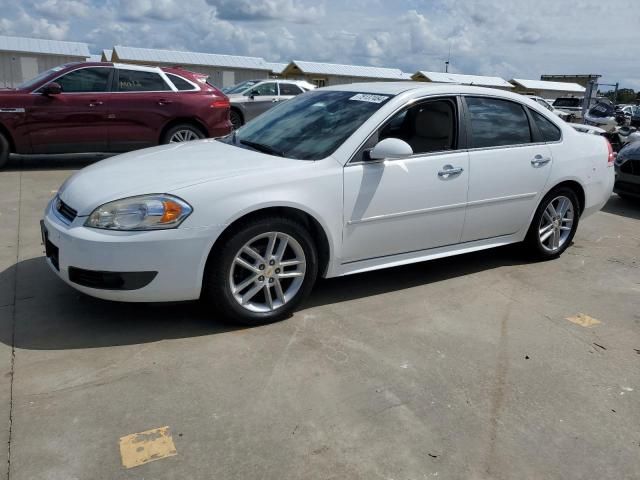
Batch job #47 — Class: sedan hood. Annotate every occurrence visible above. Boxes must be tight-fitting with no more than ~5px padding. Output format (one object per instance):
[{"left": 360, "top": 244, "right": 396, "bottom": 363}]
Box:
[{"left": 59, "top": 139, "right": 305, "bottom": 215}]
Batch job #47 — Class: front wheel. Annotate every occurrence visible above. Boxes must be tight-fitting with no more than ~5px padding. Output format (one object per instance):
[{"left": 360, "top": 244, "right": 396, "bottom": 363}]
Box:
[
  {"left": 230, "top": 110, "right": 243, "bottom": 130},
  {"left": 523, "top": 187, "right": 580, "bottom": 260},
  {"left": 202, "top": 217, "right": 318, "bottom": 325}
]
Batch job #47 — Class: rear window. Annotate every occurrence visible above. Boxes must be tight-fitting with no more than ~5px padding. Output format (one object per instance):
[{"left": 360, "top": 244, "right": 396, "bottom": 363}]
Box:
[
  {"left": 553, "top": 98, "right": 581, "bottom": 108},
  {"left": 117, "top": 70, "right": 171, "bottom": 92},
  {"left": 167, "top": 74, "right": 196, "bottom": 91},
  {"left": 530, "top": 110, "right": 562, "bottom": 142},
  {"left": 466, "top": 97, "right": 531, "bottom": 148}
]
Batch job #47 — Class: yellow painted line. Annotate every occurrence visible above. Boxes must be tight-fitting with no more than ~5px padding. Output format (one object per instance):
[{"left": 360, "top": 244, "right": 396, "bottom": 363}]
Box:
[
  {"left": 119, "top": 426, "right": 177, "bottom": 469},
  {"left": 566, "top": 313, "right": 601, "bottom": 328}
]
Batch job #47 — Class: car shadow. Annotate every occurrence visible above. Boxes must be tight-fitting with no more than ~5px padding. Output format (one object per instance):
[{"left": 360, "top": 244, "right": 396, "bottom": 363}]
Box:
[
  {"left": 601, "top": 194, "right": 640, "bottom": 220},
  {"left": 0, "top": 245, "right": 527, "bottom": 351},
  {"left": 4, "top": 153, "right": 113, "bottom": 172}
]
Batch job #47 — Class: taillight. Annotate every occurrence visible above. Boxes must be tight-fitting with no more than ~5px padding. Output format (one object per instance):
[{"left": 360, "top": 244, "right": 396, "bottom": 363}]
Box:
[
  {"left": 605, "top": 138, "right": 615, "bottom": 166},
  {"left": 210, "top": 97, "right": 229, "bottom": 109}
]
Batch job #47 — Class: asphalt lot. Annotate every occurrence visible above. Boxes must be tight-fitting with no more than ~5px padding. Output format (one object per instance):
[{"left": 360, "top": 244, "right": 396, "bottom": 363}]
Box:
[{"left": 1, "top": 155, "right": 639, "bottom": 480}]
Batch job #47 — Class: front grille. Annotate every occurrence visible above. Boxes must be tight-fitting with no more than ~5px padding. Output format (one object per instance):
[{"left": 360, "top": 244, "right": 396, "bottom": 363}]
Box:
[
  {"left": 620, "top": 159, "right": 640, "bottom": 176},
  {"left": 55, "top": 197, "right": 77, "bottom": 223}
]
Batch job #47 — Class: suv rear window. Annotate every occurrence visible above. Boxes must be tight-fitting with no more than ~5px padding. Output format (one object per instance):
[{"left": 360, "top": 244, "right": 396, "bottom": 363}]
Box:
[
  {"left": 167, "top": 74, "right": 196, "bottom": 91},
  {"left": 117, "top": 70, "right": 171, "bottom": 92}
]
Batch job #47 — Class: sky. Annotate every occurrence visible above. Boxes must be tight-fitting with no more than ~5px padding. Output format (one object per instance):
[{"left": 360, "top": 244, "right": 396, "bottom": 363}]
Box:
[{"left": 0, "top": 0, "right": 638, "bottom": 89}]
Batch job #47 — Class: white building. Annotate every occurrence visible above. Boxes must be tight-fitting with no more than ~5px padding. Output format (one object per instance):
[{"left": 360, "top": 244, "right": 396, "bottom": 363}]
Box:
[
  {"left": 281, "top": 60, "right": 410, "bottom": 87},
  {"left": 110, "top": 45, "right": 273, "bottom": 88},
  {"left": 412, "top": 71, "right": 514, "bottom": 90},
  {"left": 510, "top": 78, "right": 585, "bottom": 100},
  {"left": 0, "top": 34, "right": 90, "bottom": 88}
]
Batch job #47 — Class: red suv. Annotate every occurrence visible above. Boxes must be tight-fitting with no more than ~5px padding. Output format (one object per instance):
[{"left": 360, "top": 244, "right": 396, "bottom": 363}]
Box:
[{"left": 0, "top": 62, "right": 231, "bottom": 168}]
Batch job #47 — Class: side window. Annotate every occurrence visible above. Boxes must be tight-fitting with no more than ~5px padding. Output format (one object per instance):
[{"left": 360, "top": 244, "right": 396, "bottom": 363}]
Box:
[
  {"left": 466, "top": 97, "right": 531, "bottom": 148},
  {"left": 55, "top": 67, "right": 111, "bottom": 93},
  {"left": 530, "top": 109, "right": 562, "bottom": 142},
  {"left": 279, "top": 83, "right": 303, "bottom": 96},
  {"left": 167, "top": 74, "right": 196, "bottom": 91},
  {"left": 379, "top": 99, "right": 456, "bottom": 154},
  {"left": 246, "top": 82, "right": 277, "bottom": 96},
  {"left": 117, "top": 70, "right": 171, "bottom": 92}
]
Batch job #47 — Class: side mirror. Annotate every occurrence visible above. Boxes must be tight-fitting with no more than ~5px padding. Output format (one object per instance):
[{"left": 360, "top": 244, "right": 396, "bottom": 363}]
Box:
[
  {"left": 42, "top": 82, "right": 62, "bottom": 95},
  {"left": 249, "top": 93, "right": 255, "bottom": 100},
  {"left": 368, "top": 138, "right": 413, "bottom": 161}
]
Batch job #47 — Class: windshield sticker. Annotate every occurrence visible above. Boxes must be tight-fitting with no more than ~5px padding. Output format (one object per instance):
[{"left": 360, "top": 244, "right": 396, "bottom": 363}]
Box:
[{"left": 349, "top": 93, "right": 389, "bottom": 103}]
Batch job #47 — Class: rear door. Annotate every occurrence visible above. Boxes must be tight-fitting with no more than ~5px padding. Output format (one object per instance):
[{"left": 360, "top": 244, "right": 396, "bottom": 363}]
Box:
[
  {"left": 461, "top": 96, "right": 553, "bottom": 242},
  {"left": 241, "top": 82, "right": 279, "bottom": 121},
  {"left": 107, "top": 68, "right": 177, "bottom": 152},
  {"left": 27, "top": 66, "right": 113, "bottom": 153}
]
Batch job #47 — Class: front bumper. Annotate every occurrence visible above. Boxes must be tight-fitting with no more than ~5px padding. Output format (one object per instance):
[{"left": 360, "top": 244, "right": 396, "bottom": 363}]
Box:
[{"left": 42, "top": 199, "right": 223, "bottom": 302}]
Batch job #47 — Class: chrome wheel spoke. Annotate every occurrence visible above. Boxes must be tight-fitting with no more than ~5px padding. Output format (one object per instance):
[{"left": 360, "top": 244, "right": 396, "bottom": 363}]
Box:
[
  {"left": 234, "top": 257, "right": 260, "bottom": 274},
  {"left": 274, "top": 278, "right": 285, "bottom": 304},
  {"left": 274, "top": 235, "right": 289, "bottom": 262},
  {"left": 242, "top": 246, "right": 264, "bottom": 263},
  {"left": 241, "top": 283, "right": 262, "bottom": 304},
  {"left": 265, "top": 233, "right": 277, "bottom": 259},
  {"left": 538, "top": 195, "right": 574, "bottom": 253},
  {"left": 540, "top": 228, "right": 554, "bottom": 243},
  {"left": 278, "top": 271, "right": 304, "bottom": 279},
  {"left": 264, "top": 285, "right": 273, "bottom": 309},
  {"left": 233, "top": 274, "right": 258, "bottom": 294},
  {"left": 279, "top": 259, "right": 303, "bottom": 267}
]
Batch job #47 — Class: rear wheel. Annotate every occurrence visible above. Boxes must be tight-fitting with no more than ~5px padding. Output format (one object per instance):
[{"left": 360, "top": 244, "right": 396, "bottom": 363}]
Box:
[
  {"left": 202, "top": 217, "right": 318, "bottom": 325},
  {"left": 162, "top": 124, "right": 205, "bottom": 144},
  {"left": 0, "top": 132, "right": 9, "bottom": 169},
  {"left": 524, "top": 187, "right": 580, "bottom": 260},
  {"left": 230, "top": 109, "right": 243, "bottom": 130}
]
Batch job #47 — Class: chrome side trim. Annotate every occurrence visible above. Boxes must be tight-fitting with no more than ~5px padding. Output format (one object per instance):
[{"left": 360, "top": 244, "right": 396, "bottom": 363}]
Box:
[
  {"left": 347, "top": 192, "right": 537, "bottom": 226},
  {"left": 0, "top": 108, "right": 25, "bottom": 113},
  {"left": 347, "top": 202, "right": 466, "bottom": 225}
]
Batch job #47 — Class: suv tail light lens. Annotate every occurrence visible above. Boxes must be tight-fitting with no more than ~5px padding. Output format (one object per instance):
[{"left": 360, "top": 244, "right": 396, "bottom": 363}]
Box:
[
  {"left": 605, "top": 138, "right": 615, "bottom": 166},
  {"left": 211, "top": 97, "right": 230, "bottom": 109}
]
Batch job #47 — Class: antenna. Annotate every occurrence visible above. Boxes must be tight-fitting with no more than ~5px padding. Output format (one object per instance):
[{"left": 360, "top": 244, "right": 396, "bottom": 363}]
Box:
[{"left": 444, "top": 43, "right": 451, "bottom": 73}]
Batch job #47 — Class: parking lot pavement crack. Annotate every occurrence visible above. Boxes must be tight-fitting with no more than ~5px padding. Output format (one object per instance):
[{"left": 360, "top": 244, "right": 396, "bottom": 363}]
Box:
[{"left": 6, "top": 168, "right": 21, "bottom": 480}]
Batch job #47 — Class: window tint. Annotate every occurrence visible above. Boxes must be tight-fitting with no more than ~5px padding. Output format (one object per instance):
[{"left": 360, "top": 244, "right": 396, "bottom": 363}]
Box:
[
  {"left": 117, "top": 70, "right": 171, "bottom": 92},
  {"left": 466, "top": 97, "right": 531, "bottom": 148},
  {"left": 379, "top": 99, "right": 456, "bottom": 154},
  {"left": 55, "top": 67, "right": 111, "bottom": 93},
  {"left": 279, "top": 83, "right": 303, "bottom": 96},
  {"left": 167, "top": 74, "right": 195, "bottom": 91},
  {"left": 530, "top": 110, "right": 562, "bottom": 142},
  {"left": 245, "top": 82, "right": 277, "bottom": 96}
]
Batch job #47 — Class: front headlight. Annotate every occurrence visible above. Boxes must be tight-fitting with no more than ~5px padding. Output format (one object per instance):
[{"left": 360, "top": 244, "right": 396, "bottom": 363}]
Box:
[{"left": 85, "top": 194, "right": 193, "bottom": 231}]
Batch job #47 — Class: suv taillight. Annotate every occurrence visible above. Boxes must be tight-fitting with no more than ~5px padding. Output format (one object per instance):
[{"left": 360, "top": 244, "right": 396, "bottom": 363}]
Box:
[
  {"left": 605, "top": 138, "right": 615, "bottom": 166},
  {"left": 211, "top": 97, "right": 229, "bottom": 109}
]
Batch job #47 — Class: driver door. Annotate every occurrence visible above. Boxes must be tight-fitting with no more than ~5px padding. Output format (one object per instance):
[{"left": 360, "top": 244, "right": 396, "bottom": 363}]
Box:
[
  {"left": 342, "top": 97, "right": 469, "bottom": 263},
  {"left": 27, "top": 66, "right": 113, "bottom": 153},
  {"left": 242, "top": 82, "right": 279, "bottom": 121}
]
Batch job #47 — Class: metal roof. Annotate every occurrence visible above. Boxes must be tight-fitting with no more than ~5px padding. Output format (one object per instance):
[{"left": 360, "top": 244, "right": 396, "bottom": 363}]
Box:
[
  {"left": 511, "top": 78, "right": 585, "bottom": 93},
  {"left": 416, "top": 71, "right": 513, "bottom": 88},
  {"left": 0, "top": 34, "right": 89, "bottom": 57},
  {"left": 101, "top": 49, "right": 113, "bottom": 61},
  {"left": 413, "top": 71, "right": 513, "bottom": 88},
  {"left": 264, "top": 62, "right": 287, "bottom": 74},
  {"left": 87, "top": 54, "right": 102, "bottom": 62},
  {"left": 113, "top": 45, "right": 270, "bottom": 71},
  {"left": 286, "top": 60, "right": 407, "bottom": 80}
]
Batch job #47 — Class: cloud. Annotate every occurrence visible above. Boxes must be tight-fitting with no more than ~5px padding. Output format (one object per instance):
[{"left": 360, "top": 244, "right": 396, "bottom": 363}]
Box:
[{"left": 208, "top": 0, "right": 325, "bottom": 23}]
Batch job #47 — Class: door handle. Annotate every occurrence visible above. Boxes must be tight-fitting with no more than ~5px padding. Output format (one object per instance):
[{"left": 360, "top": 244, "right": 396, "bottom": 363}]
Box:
[
  {"left": 531, "top": 155, "right": 551, "bottom": 167},
  {"left": 157, "top": 99, "right": 173, "bottom": 105},
  {"left": 438, "top": 165, "right": 464, "bottom": 178},
  {"left": 271, "top": 98, "right": 279, "bottom": 103},
  {"left": 87, "top": 101, "right": 104, "bottom": 107}
]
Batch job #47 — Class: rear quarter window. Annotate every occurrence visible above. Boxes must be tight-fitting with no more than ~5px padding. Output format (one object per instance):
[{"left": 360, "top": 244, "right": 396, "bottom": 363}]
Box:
[{"left": 530, "top": 109, "right": 562, "bottom": 142}]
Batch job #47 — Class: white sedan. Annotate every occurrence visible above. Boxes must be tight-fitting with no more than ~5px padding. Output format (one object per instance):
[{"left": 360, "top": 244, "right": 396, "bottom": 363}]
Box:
[{"left": 42, "top": 83, "right": 615, "bottom": 324}]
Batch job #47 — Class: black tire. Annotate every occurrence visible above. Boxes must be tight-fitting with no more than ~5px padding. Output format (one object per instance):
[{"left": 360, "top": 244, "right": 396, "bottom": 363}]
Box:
[
  {"left": 202, "top": 217, "right": 318, "bottom": 325},
  {"left": 230, "top": 109, "right": 243, "bottom": 130},
  {"left": 161, "top": 123, "right": 205, "bottom": 144},
  {"left": 0, "top": 132, "right": 9, "bottom": 169},
  {"left": 523, "top": 186, "right": 580, "bottom": 260}
]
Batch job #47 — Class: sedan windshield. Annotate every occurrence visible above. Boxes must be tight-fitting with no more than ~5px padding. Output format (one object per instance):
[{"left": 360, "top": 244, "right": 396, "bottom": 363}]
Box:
[{"left": 231, "top": 90, "right": 393, "bottom": 160}]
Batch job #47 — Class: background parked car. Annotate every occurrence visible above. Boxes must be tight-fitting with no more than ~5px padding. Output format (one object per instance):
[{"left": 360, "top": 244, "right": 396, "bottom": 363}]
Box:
[
  {"left": 527, "top": 95, "right": 572, "bottom": 121},
  {"left": 226, "top": 79, "right": 315, "bottom": 129},
  {"left": 614, "top": 140, "right": 640, "bottom": 200},
  {"left": 0, "top": 62, "right": 231, "bottom": 168}
]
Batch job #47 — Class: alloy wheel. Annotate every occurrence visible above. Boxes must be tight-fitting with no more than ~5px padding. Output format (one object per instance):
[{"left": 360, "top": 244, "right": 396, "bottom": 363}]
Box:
[
  {"left": 229, "top": 232, "right": 306, "bottom": 313},
  {"left": 538, "top": 195, "right": 574, "bottom": 252},
  {"left": 169, "top": 129, "right": 200, "bottom": 142}
]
